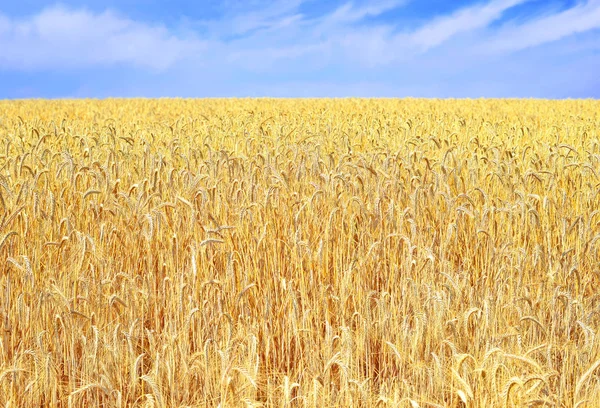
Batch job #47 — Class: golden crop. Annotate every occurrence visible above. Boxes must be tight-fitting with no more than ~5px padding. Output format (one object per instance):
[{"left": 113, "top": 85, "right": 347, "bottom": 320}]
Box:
[{"left": 0, "top": 98, "right": 599, "bottom": 407}]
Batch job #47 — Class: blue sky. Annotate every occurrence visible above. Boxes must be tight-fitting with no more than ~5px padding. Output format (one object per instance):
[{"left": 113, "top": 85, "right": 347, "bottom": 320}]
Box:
[{"left": 0, "top": 0, "right": 599, "bottom": 98}]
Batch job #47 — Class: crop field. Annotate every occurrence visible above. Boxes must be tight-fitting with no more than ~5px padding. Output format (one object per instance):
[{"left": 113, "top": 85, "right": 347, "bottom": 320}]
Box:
[{"left": 1, "top": 98, "right": 600, "bottom": 407}]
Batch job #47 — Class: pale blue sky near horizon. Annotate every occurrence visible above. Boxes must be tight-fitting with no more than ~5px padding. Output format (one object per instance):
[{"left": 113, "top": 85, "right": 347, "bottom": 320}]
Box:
[{"left": 0, "top": 0, "right": 599, "bottom": 98}]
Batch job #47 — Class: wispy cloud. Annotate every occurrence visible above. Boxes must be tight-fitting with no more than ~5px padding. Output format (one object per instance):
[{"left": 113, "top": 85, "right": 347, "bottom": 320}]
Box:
[
  {"left": 203, "top": 0, "right": 307, "bottom": 37},
  {"left": 407, "top": 0, "right": 530, "bottom": 50},
  {"left": 319, "top": 0, "right": 404, "bottom": 26},
  {"left": 484, "top": 0, "right": 600, "bottom": 53}
]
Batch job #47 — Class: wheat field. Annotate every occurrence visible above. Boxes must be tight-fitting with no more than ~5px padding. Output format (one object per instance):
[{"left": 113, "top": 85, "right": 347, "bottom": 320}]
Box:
[{"left": 0, "top": 98, "right": 599, "bottom": 407}]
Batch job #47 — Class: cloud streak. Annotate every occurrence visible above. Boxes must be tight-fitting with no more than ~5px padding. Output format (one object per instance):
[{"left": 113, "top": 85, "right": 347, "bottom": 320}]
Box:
[
  {"left": 408, "top": 0, "right": 531, "bottom": 50},
  {"left": 484, "top": 0, "right": 600, "bottom": 53}
]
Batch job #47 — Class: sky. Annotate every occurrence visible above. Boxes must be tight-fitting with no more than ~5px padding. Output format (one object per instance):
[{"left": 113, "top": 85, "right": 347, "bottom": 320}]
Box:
[{"left": 0, "top": 0, "right": 599, "bottom": 98}]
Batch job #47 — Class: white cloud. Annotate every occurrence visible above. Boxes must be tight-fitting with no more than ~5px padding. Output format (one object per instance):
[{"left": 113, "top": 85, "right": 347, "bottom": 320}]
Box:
[{"left": 0, "top": 5, "right": 205, "bottom": 71}]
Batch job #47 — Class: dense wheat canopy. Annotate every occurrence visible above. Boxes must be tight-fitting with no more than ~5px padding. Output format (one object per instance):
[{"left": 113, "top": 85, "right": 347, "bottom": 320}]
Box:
[{"left": 1, "top": 98, "right": 600, "bottom": 407}]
